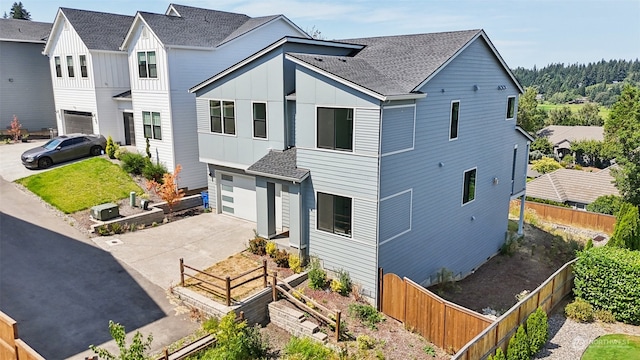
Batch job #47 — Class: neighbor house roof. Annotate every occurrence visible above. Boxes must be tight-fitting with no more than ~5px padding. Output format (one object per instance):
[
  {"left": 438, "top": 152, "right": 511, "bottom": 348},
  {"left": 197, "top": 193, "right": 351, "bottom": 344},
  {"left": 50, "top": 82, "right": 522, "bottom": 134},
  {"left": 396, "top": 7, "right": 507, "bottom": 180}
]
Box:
[
  {"left": 526, "top": 167, "right": 619, "bottom": 204},
  {"left": 0, "top": 18, "right": 51, "bottom": 43},
  {"left": 284, "top": 29, "right": 523, "bottom": 99},
  {"left": 246, "top": 148, "right": 309, "bottom": 182},
  {"left": 536, "top": 126, "right": 604, "bottom": 149},
  {"left": 123, "top": 4, "right": 300, "bottom": 49}
]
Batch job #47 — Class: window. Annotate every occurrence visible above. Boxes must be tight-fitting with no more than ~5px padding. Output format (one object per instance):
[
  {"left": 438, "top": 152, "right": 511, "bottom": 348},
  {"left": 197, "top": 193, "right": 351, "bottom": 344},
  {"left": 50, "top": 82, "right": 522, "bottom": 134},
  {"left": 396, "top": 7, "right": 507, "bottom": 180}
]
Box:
[
  {"left": 253, "top": 102, "right": 267, "bottom": 138},
  {"left": 79, "top": 55, "right": 88, "bottom": 78},
  {"left": 137, "top": 51, "right": 157, "bottom": 78},
  {"left": 66, "top": 56, "right": 74, "bottom": 77},
  {"left": 506, "top": 96, "right": 516, "bottom": 119},
  {"left": 142, "top": 111, "right": 162, "bottom": 140},
  {"left": 317, "top": 192, "right": 352, "bottom": 237},
  {"left": 54, "top": 57, "right": 62, "bottom": 77},
  {"left": 317, "top": 107, "right": 353, "bottom": 151},
  {"left": 209, "top": 100, "right": 235, "bottom": 135},
  {"left": 449, "top": 101, "right": 459, "bottom": 140},
  {"left": 463, "top": 168, "right": 477, "bottom": 204}
]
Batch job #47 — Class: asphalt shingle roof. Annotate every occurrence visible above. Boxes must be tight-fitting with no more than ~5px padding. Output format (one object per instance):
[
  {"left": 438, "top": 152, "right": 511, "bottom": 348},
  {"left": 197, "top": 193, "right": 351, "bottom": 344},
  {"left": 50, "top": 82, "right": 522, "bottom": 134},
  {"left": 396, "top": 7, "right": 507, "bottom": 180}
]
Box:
[
  {"left": 287, "top": 29, "right": 482, "bottom": 96},
  {"left": 0, "top": 18, "right": 51, "bottom": 42},
  {"left": 526, "top": 167, "right": 619, "bottom": 204},
  {"left": 140, "top": 5, "right": 278, "bottom": 48},
  {"left": 60, "top": 8, "right": 133, "bottom": 51},
  {"left": 247, "top": 148, "right": 309, "bottom": 182},
  {"left": 537, "top": 126, "right": 604, "bottom": 149}
]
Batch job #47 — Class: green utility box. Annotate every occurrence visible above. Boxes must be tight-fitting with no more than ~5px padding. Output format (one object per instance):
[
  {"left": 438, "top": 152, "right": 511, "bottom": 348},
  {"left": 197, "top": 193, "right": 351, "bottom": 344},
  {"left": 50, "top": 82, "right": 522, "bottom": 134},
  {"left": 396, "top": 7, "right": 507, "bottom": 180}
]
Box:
[{"left": 91, "top": 203, "right": 120, "bottom": 221}]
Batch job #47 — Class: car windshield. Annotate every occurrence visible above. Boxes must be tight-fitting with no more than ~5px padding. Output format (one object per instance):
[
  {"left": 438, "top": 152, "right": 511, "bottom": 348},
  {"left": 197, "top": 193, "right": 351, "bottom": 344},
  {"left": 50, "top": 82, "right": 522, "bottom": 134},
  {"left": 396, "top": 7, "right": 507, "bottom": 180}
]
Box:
[{"left": 43, "top": 138, "right": 63, "bottom": 150}]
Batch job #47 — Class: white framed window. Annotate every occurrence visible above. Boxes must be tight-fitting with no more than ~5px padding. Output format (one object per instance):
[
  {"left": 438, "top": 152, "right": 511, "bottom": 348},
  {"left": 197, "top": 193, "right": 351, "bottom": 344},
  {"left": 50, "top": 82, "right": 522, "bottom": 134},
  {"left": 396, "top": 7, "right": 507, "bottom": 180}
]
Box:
[
  {"left": 143, "top": 111, "right": 162, "bottom": 140},
  {"left": 79, "top": 55, "right": 88, "bottom": 78},
  {"left": 209, "top": 100, "right": 235, "bottom": 135},
  {"left": 317, "top": 107, "right": 353, "bottom": 151},
  {"left": 137, "top": 51, "right": 157, "bottom": 78},
  {"left": 449, "top": 100, "right": 460, "bottom": 140},
  {"left": 506, "top": 96, "right": 516, "bottom": 120},
  {"left": 252, "top": 102, "right": 267, "bottom": 139},
  {"left": 462, "top": 167, "right": 477, "bottom": 205},
  {"left": 66, "top": 56, "right": 74, "bottom": 78},
  {"left": 317, "top": 192, "right": 352, "bottom": 237},
  {"left": 54, "top": 56, "right": 62, "bottom": 77}
]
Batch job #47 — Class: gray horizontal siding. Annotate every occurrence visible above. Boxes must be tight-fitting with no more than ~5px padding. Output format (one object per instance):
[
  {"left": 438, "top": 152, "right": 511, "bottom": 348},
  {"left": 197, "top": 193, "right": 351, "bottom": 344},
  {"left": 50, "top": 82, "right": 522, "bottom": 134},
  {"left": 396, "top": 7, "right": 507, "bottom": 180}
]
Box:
[
  {"left": 377, "top": 37, "right": 523, "bottom": 287},
  {"left": 354, "top": 108, "right": 380, "bottom": 155},
  {"left": 381, "top": 104, "right": 415, "bottom": 155}
]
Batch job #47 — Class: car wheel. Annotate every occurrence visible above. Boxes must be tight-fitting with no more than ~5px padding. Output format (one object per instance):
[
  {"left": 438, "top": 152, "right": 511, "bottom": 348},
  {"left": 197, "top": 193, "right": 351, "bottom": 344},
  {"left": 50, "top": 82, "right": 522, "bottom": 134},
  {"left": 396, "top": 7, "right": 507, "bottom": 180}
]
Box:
[
  {"left": 90, "top": 146, "right": 103, "bottom": 156},
  {"left": 38, "top": 157, "right": 52, "bottom": 169}
]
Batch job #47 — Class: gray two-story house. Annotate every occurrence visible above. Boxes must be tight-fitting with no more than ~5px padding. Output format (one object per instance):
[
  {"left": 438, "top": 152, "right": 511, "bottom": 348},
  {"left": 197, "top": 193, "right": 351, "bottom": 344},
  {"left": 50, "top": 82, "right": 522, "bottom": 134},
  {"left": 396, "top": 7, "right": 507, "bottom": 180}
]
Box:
[{"left": 190, "top": 30, "right": 532, "bottom": 300}]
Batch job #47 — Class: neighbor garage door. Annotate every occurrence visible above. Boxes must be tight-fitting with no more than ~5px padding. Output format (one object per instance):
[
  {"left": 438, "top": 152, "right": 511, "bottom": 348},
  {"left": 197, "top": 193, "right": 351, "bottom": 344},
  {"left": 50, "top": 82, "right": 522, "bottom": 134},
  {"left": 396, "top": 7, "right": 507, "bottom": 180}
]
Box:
[
  {"left": 220, "top": 173, "right": 257, "bottom": 222},
  {"left": 63, "top": 110, "right": 93, "bottom": 134}
]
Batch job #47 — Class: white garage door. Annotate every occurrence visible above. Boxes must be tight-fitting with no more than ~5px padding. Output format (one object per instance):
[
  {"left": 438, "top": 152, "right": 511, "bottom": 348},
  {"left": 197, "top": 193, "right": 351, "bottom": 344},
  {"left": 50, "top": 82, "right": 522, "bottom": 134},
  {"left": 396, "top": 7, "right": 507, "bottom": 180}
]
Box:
[
  {"left": 63, "top": 110, "right": 93, "bottom": 134},
  {"left": 220, "top": 173, "right": 257, "bottom": 222}
]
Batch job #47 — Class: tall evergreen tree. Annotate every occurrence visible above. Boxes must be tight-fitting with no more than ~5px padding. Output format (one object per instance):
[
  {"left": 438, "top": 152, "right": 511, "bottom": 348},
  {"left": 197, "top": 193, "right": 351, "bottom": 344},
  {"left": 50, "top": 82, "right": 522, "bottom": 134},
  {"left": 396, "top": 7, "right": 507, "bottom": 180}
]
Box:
[
  {"left": 517, "top": 87, "right": 545, "bottom": 133},
  {"left": 9, "top": 2, "right": 30, "bottom": 20}
]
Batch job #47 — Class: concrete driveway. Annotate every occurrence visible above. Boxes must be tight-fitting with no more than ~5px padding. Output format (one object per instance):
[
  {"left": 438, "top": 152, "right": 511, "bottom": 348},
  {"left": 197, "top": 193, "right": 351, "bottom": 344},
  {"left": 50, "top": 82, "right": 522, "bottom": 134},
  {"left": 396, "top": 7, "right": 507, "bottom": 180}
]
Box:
[
  {"left": 91, "top": 213, "right": 256, "bottom": 289},
  {"left": 0, "top": 139, "right": 50, "bottom": 181}
]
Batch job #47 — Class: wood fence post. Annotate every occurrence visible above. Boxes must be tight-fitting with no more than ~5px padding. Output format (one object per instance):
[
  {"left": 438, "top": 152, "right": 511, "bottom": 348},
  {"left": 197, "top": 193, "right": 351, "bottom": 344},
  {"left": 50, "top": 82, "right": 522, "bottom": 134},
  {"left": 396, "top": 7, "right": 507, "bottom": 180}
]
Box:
[
  {"left": 263, "top": 259, "right": 268, "bottom": 288},
  {"left": 239, "top": 311, "right": 244, "bottom": 322},
  {"left": 335, "top": 310, "right": 341, "bottom": 342},
  {"left": 180, "top": 258, "right": 184, "bottom": 287},
  {"left": 272, "top": 272, "right": 278, "bottom": 302},
  {"left": 378, "top": 267, "right": 383, "bottom": 311},
  {"left": 163, "top": 347, "right": 169, "bottom": 360},
  {"left": 226, "top": 276, "right": 231, "bottom": 306}
]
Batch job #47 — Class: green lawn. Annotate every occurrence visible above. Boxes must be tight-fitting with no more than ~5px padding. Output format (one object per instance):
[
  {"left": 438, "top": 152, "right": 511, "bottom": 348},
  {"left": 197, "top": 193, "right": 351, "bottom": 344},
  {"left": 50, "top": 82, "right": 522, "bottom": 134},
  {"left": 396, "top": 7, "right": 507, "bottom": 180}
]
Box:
[
  {"left": 16, "top": 157, "right": 143, "bottom": 214},
  {"left": 538, "top": 102, "right": 610, "bottom": 119},
  {"left": 581, "top": 334, "right": 640, "bottom": 360}
]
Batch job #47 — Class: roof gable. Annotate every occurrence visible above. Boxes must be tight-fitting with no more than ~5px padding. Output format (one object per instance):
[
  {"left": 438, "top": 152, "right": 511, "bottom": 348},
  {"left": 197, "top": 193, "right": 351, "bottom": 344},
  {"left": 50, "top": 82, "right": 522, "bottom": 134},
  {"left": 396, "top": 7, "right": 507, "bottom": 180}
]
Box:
[{"left": 0, "top": 18, "right": 51, "bottom": 43}]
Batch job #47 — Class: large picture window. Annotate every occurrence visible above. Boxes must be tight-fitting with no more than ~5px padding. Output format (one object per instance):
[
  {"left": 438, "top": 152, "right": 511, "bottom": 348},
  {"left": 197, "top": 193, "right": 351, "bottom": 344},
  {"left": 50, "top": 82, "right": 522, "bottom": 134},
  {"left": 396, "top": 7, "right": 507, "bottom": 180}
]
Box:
[
  {"left": 143, "top": 111, "right": 162, "bottom": 140},
  {"left": 66, "top": 56, "right": 74, "bottom": 78},
  {"left": 137, "top": 51, "right": 157, "bottom": 78},
  {"left": 79, "top": 55, "right": 88, "bottom": 78},
  {"left": 253, "top": 102, "right": 267, "bottom": 138},
  {"left": 463, "top": 168, "right": 477, "bottom": 204},
  {"left": 209, "top": 100, "right": 235, "bottom": 135},
  {"left": 54, "top": 56, "right": 62, "bottom": 77},
  {"left": 450, "top": 101, "right": 459, "bottom": 140},
  {"left": 506, "top": 96, "right": 516, "bottom": 119},
  {"left": 317, "top": 107, "right": 353, "bottom": 151},
  {"left": 317, "top": 192, "right": 352, "bottom": 237}
]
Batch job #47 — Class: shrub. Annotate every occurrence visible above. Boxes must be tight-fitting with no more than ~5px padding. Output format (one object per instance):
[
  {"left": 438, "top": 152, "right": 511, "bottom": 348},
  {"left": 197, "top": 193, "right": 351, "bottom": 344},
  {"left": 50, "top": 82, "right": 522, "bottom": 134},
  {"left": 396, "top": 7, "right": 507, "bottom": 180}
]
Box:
[
  {"left": 573, "top": 247, "right": 640, "bottom": 324},
  {"left": 114, "top": 147, "right": 128, "bottom": 160},
  {"left": 142, "top": 161, "right": 167, "bottom": 183},
  {"left": 529, "top": 150, "right": 544, "bottom": 161},
  {"left": 348, "top": 303, "right": 385, "bottom": 330},
  {"left": 307, "top": 257, "right": 327, "bottom": 290},
  {"left": 288, "top": 254, "right": 302, "bottom": 273},
  {"left": 531, "top": 156, "right": 562, "bottom": 174},
  {"left": 330, "top": 269, "right": 351, "bottom": 296},
  {"left": 145, "top": 137, "right": 151, "bottom": 159},
  {"left": 89, "top": 320, "right": 153, "bottom": 360},
  {"left": 506, "top": 325, "right": 530, "bottom": 360},
  {"left": 200, "top": 311, "right": 268, "bottom": 360},
  {"left": 357, "top": 335, "right": 376, "bottom": 350},
  {"left": 120, "top": 151, "right": 148, "bottom": 175},
  {"left": 248, "top": 232, "right": 267, "bottom": 256},
  {"left": 274, "top": 249, "right": 290, "bottom": 268},
  {"left": 565, "top": 298, "right": 594, "bottom": 322},
  {"left": 526, "top": 307, "right": 549, "bottom": 355},
  {"left": 608, "top": 202, "right": 640, "bottom": 250},
  {"left": 283, "top": 336, "right": 334, "bottom": 359},
  {"left": 487, "top": 347, "right": 506, "bottom": 360},
  {"left": 105, "top": 136, "right": 116, "bottom": 159},
  {"left": 265, "top": 241, "right": 278, "bottom": 258},
  {"left": 586, "top": 194, "right": 623, "bottom": 215},
  {"left": 594, "top": 308, "right": 616, "bottom": 323}
]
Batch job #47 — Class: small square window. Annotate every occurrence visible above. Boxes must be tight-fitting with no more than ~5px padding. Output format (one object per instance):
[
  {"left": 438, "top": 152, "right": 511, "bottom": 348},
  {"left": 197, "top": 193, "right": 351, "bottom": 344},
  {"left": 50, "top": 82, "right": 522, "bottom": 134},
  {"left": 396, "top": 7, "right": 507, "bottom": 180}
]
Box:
[
  {"left": 317, "top": 107, "right": 353, "bottom": 151},
  {"left": 463, "top": 168, "right": 477, "bottom": 204},
  {"left": 137, "top": 51, "right": 157, "bottom": 79},
  {"left": 209, "top": 100, "right": 235, "bottom": 135},
  {"left": 450, "top": 101, "right": 459, "bottom": 140},
  {"left": 506, "top": 96, "right": 516, "bottom": 119},
  {"left": 142, "top": 111, "right": 161, "bottom": 140},
  {"left": 317, "top": 192, "right": 352, "bottom": 237},
  {"left": 221, "top": 174, "right": 233, "bottom": 182}
]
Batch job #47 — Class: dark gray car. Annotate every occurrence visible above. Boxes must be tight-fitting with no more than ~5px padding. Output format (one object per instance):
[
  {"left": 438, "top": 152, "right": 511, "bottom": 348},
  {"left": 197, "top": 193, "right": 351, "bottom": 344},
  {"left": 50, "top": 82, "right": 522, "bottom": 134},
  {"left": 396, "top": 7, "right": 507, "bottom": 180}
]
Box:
[{"left": 21, "top": 133, "right": 107, "bottom": 169}]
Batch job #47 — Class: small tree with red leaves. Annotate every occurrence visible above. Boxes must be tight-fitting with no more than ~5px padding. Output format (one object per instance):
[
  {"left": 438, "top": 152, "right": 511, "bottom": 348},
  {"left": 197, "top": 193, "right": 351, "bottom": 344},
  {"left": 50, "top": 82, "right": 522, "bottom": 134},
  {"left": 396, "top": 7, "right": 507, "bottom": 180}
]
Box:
[
  {"left": 8, "top": 115, "right": 22, "bottom": 142},
  {"left": 146, "top": 164, "right": 185, "bottom": 217}
]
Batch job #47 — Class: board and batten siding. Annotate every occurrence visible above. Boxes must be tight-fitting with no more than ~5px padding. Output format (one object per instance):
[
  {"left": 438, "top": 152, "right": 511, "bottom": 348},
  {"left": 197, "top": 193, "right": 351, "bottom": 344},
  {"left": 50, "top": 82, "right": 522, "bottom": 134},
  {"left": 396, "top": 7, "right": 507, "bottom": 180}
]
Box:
[
  {"left": 0, "top": 41, "right": 55, "bottom": 131},
  {"left": 378, "top": 37, "right": 525, "bottom": 287},
  {"left": 131, "top": 91, "right": 174, "bottom": 175},
  {"left": 171, "top": 90, "right": 207, "bottom": 189},
  {"left": 49, "top": 18, "right": 95, "bottom": 90}
]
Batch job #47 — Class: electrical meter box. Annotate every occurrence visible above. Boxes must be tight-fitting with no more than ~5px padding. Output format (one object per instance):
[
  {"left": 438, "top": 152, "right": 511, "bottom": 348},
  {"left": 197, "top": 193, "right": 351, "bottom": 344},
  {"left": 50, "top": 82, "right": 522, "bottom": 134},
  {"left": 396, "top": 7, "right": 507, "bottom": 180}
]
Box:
[{"left": 91, "top": 203, "right": 120, "bottom": 221}]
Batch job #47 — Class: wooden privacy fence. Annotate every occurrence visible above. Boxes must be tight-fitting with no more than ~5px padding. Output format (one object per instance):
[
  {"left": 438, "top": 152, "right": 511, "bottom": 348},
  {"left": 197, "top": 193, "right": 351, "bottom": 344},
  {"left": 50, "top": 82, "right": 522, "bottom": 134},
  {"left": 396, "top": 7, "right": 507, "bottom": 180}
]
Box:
[
  {"left": 453, "top": 258, "right": 577, "bottom": 360},
  {"left": 0, "top": 311, "right": 45, "bottom": 360},
  {"left": 515, "top": 200, "right": 616, "bottom": 234},
  {"left": 180, "top": 258, "right": 268, "bottom": 306},
  {"left": 271, "top": 272, "right": 343, "bottom": 342},
  {"left": 378, "top": 269, "right": 494, "bottom": 353}
]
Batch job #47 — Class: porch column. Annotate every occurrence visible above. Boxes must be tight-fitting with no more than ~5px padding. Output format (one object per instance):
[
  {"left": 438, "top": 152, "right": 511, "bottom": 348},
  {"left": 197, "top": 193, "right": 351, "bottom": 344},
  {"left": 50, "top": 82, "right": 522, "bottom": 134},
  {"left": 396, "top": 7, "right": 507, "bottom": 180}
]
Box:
[
  {"left": 256, "top": 177, "right": 276, "bottom": 238},
  {"left": 288, "top": 184, "right": 302, "bottom": 249},
  {"left": 518, "top": 194, "right": 525, "bottom": 236}
]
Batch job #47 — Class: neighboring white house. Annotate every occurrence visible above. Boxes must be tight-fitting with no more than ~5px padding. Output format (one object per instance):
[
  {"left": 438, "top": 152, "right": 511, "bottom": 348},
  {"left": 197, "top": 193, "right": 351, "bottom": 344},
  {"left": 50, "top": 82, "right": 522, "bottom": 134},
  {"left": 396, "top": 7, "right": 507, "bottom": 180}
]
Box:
[
  {"left": 119, "top": 4, "right": 309, "bottom": 190},
  {"left": 0, "top": 18, "right": 55, "bottom": 133},
  {"left": 43, "top": 8, "right": 134, "bottom": 144}
]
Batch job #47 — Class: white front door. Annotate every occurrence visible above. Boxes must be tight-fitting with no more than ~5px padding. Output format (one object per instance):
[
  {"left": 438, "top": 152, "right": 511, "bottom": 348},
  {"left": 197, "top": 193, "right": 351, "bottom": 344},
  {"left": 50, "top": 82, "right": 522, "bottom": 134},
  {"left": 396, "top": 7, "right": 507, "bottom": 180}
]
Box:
[{"left": 220, "top": 173, "right": 257, "bottom": 222}]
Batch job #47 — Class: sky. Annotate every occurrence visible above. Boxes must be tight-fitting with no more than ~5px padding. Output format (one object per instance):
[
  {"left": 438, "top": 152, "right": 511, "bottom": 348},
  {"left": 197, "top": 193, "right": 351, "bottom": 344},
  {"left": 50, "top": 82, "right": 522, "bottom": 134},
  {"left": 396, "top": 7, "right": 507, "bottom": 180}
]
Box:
[{"left": 3, "top": 0, "right": 639, "bottom": 69}]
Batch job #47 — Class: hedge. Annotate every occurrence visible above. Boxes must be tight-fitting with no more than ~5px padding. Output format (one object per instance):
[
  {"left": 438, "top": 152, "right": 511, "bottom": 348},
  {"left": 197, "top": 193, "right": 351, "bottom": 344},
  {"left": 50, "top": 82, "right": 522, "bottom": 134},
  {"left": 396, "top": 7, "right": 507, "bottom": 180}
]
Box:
[{"left": 573, "top": 246, "right": 640, "bottom": 324}]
